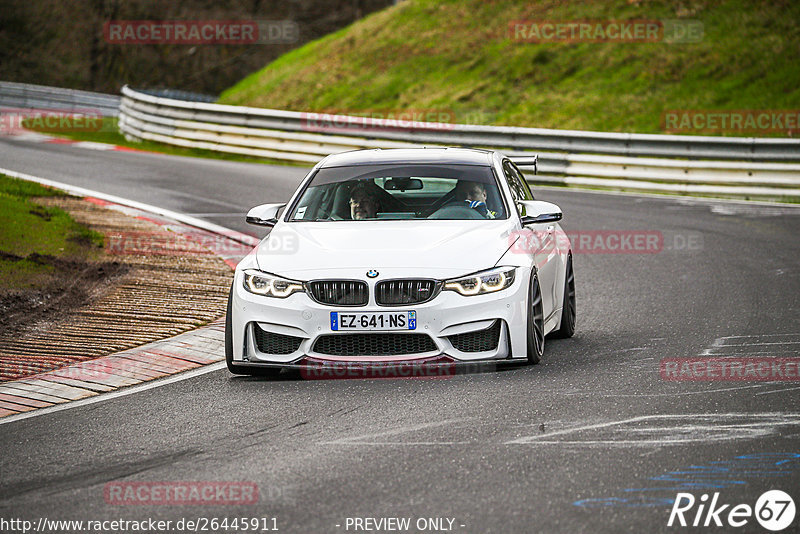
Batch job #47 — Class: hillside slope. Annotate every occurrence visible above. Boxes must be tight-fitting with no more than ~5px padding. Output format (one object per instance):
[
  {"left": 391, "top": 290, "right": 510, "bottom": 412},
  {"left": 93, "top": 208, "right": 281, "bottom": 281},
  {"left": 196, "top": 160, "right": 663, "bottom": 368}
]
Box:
[{"left": 219, "top": 0, "right": 800, "bottom": 135}]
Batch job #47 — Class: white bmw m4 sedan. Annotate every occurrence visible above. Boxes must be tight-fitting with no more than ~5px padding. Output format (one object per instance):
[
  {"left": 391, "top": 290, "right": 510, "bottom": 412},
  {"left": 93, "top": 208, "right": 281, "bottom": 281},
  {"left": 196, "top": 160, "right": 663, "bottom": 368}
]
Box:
[{"left": 226, "top": 148, "right": 575, "bottom": 376}]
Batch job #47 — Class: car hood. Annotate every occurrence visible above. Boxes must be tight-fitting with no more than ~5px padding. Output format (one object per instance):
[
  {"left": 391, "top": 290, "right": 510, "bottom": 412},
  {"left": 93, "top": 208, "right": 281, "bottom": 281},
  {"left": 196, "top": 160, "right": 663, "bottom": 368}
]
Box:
[{"left": 255, "top": 220, "right": 519, "bottom": 280}]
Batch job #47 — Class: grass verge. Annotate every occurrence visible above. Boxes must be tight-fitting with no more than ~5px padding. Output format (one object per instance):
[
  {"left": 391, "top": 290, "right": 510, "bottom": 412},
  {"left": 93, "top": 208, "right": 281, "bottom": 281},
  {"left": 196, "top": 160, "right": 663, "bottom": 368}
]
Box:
[{"left": 0, "top": 174, "right": 104, "bottom": 289}]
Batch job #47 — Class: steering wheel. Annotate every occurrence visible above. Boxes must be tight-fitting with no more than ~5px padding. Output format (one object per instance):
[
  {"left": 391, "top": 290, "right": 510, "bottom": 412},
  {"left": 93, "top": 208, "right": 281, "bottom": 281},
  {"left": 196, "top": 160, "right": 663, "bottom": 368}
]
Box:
[{"left": 421, "top": 190, "right": 457, "bottom": 218}]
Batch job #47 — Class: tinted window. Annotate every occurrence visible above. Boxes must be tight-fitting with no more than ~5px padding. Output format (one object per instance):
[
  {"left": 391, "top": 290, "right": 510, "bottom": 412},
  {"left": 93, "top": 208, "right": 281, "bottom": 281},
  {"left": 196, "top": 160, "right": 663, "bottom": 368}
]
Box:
[
  {"left": 287, "top": 164, "right": 507, "bottom": 221},
  {"left": 509, "top": 161, "right": 535, "bottom": 200},
  {"left": 502, "top": 160, "right": 532, "bottom": 202}
]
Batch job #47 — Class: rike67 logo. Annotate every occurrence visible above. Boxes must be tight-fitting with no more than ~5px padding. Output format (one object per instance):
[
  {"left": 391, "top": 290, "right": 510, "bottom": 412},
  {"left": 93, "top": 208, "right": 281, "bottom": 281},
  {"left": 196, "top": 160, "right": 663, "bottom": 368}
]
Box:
[{"left": 668, "top": 490, "right": 795, "bottom": 531}]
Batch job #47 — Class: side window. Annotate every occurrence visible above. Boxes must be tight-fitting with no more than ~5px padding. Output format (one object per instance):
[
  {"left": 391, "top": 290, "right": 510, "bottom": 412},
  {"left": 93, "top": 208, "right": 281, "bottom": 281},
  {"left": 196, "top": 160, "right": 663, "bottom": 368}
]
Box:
[
  {"left": 509, "top": 162, "right": 535, "bottom": 200},
  {"left": 502, "top": 161, "right": 520, "bottom": 201},
  {"left": 502, "top": 160, "right": 527, "bottom": 214}
]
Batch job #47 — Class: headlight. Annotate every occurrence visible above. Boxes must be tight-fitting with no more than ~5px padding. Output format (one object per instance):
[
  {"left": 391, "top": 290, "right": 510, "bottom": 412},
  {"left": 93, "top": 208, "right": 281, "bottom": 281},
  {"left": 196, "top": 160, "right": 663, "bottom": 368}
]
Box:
[
  {"left": 443, "top": 267, "right": 516, "bottom": 296},
  {"left": 243, "top": 270, "right": 304, "bottom": 298}
]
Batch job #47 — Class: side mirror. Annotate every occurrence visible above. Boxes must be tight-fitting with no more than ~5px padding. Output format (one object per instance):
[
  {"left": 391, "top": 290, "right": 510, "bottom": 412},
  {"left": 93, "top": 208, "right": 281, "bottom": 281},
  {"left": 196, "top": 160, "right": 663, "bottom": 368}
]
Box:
[
  {"left": 518, "top": 200, "right": 562, "bottom": 225},
  {"left": 246, "top": 203, "right": 286, "bottom": 227}
]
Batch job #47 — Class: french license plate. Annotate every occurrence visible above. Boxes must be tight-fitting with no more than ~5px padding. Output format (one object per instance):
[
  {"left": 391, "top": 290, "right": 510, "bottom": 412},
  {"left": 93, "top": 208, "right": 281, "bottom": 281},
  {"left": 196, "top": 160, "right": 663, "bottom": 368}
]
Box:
[{"left": 331, "top": 311, "right": 416, "bottom": 331}]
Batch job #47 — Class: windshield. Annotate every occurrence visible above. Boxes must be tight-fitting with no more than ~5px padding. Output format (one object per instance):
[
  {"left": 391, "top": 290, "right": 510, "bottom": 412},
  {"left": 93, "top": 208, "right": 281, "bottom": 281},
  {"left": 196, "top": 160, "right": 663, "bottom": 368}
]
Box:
[{"left": 287, "top": 164, "right": 507, "bottom": 221}]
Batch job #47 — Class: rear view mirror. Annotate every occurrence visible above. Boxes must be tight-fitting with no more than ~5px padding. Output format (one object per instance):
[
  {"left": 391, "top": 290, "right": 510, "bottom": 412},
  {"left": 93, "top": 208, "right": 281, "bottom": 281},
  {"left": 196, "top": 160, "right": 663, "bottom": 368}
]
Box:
[{"left": 384, "top": 178, "right": 423, "bottom": 191}]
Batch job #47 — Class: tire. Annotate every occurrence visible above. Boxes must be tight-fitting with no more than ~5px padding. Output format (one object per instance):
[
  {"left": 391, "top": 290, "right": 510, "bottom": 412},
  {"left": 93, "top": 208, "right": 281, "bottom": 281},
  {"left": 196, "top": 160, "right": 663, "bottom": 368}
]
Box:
[
  {"left": 225, "top": 283, "right": 281, "bottom": 377},
  {"left": 526, "top": 272, "right": 545, "bottom": 364},
  {"left": 552, "top": 254, "right": 576, "bottom": 339}
]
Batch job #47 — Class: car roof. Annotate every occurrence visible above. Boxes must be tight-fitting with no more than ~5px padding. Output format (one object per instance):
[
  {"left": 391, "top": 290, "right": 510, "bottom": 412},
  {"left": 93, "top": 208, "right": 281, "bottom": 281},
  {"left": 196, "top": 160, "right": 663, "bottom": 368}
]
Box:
[{"left": 318, "top": 148, "right": 496, "bottom": 168}]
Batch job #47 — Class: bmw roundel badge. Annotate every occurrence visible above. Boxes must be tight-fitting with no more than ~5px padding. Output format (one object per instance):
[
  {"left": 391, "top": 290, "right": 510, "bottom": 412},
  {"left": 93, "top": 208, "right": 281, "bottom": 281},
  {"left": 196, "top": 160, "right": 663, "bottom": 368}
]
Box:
[{"left": 366, "top": 270, "right": 379, "bottom": 278}]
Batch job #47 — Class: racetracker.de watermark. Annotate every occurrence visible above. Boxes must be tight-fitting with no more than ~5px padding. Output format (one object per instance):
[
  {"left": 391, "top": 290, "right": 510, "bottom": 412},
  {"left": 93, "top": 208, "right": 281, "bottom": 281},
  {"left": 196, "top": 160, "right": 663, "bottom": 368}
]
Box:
[
  {"left": 508, "top": 19, "right": 703, "bottom": 43},
  {"left": 1, "top": 349, "right": 198, "bottom": 382},
  {"left": 104, "top": 481, "right": 259, "bottom": 505},
  {"left": 299, "top": 359, "right": 495, "bottom": 380},
  {"left": 660, "top": 358, "right": 800, "bottom": 381},
  {"left": 105, "top": 230, "right": 295, "bottom": 257},
  {"left": 104, "top": 20, "right": 298, "bottom": 45},
  {"left": 105, "top": 231, "right": 259, "bottom": 257},
  {"left": 509, "top": 229, "right": 703, "bottom": 255},
  {"left": 663, "top": 110, "right": 800, "bottom": 135},
  {"left": 300, "top": 110, "right": 456, "bottom": 134},
  {"left": 0, "top": 108, "right": 103, "bottom": 134}
]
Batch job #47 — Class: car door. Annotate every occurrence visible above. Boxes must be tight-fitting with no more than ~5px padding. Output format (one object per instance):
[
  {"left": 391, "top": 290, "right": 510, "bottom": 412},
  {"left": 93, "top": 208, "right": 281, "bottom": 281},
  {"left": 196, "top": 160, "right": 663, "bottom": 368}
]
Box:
[{"left": 503, "top": 160, "right": 558, "bottom": 319}]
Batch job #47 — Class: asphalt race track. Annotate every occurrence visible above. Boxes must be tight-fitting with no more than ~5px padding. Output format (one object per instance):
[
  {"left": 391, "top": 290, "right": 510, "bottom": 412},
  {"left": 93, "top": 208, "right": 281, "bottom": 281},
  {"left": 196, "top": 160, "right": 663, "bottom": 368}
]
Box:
[{"left": 1, "top": 136, "right": 800, "bottom": 533}]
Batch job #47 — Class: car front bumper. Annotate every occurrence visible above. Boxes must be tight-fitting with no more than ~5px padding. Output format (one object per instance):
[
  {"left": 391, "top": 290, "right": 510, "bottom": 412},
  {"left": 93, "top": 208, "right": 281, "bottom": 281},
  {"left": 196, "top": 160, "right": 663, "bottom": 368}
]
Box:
[{"left": 230, "top": 268, "right": 532, "bottom": 367}]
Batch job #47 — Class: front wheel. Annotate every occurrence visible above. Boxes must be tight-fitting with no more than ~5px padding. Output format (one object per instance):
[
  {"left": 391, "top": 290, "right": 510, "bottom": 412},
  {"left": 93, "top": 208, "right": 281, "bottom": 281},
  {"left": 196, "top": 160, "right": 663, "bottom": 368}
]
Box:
[
  {"left": 552, "top": 254, "right": 576, "bottom": 339},
  {"left": 526, "top": 273, "right": 545, "bottom": 364}
]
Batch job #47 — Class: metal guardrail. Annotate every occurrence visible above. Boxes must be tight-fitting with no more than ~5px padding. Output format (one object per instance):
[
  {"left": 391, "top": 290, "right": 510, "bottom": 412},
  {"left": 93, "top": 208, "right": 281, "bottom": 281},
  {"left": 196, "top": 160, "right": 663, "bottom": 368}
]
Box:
[
  {"left": 119, "top": 85, "right": 800, "bottom": 198},
  {"left": 0, "top": 81, "right": 121, "bottom": 116},
  {"left": 134, "top": 88, "right": 217, "bottom": 104}
]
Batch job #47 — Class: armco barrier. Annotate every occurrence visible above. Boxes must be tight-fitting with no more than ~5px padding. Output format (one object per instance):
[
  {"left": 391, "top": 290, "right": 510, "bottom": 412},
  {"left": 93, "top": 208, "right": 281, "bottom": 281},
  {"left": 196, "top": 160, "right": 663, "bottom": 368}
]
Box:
[
  {"left": 118, "top": 85, "right": 800, "bottom": 198},
  {"left": 1, "top": 81, "right": 121, "bottom": 117}
]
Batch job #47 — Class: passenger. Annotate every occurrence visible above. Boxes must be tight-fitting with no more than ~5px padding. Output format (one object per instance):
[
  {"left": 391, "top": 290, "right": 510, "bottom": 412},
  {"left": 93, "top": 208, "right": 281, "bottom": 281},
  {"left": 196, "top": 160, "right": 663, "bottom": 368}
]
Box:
[{"left": 349, "top": 184, "right": 381, "bottom": 220}]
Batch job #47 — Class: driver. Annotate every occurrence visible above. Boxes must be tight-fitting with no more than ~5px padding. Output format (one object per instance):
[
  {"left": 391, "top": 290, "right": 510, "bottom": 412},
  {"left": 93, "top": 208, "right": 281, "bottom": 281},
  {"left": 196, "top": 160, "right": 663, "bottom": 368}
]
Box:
[
  {"left": 349, "top": 184, "right": 381, "bottom": 220},
  {"left": 454, "top": 180, "right": 495, "bottom": 218}
]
